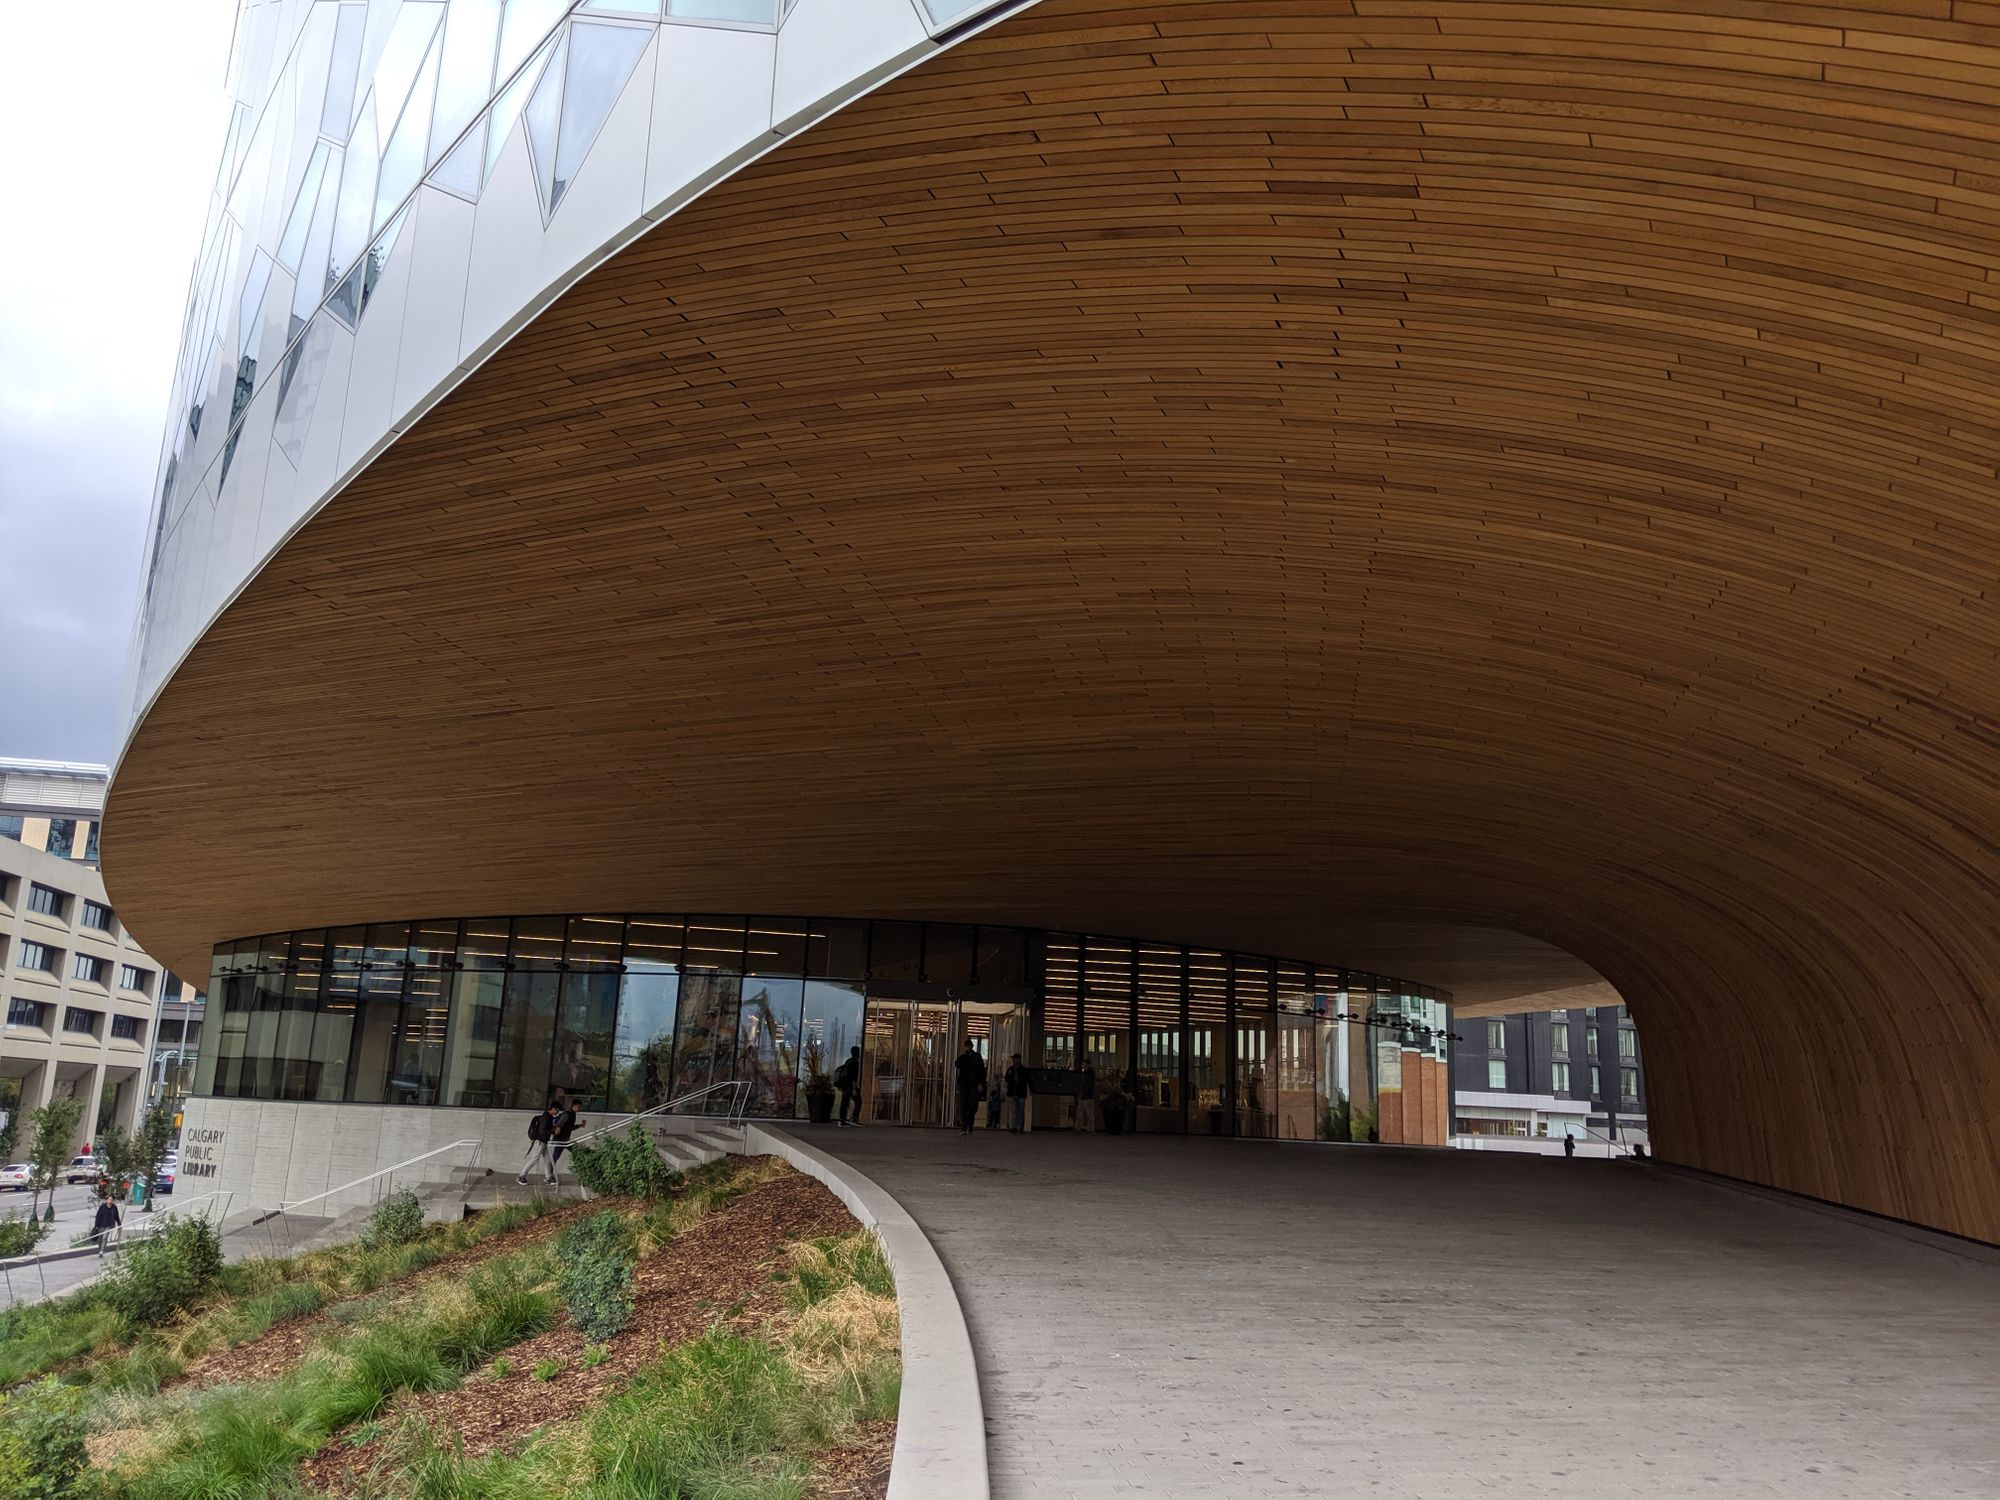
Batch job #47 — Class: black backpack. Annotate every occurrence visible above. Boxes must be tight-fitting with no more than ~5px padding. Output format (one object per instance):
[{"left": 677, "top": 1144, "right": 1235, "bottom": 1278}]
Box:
[{"left": 528, "top": 1112, "right": 550, "bottom": 1143}]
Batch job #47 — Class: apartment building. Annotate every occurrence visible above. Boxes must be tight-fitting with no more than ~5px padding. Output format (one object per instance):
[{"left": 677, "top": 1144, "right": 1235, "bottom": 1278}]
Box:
[
  {"left": 0, "top": 758, "right": 198, "bottom": 1145},
  {"left": 1449, "top": 1004, "right": 1649, "bottom": 1151}
]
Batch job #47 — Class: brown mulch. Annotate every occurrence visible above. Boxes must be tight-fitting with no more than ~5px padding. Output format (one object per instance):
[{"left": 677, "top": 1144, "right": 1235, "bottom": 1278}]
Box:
[
  {"left": 172, "top": 1195, "right": 613, "bottom": 1391},
  {"left": 303, "top": 1166, "right": 860, "bottom": 1496},
  {"left": 811, "top": 1417, "right": 896, "bottom": 1499}
]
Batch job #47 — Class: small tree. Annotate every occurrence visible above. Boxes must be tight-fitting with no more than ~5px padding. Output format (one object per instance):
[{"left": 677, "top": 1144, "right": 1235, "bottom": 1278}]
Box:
[
  {"left": 94, "top": 1124, "right": 143, "bottom": 1202},
  {"left": 136, "top": 1103, "right": 176, "bottom": 1213},
  {"left": 0, "top": 1095, "right": 19, "bottom": 1169},
  {"left": 24, "top": 1098, "right": 84, "bottom": 1221}
]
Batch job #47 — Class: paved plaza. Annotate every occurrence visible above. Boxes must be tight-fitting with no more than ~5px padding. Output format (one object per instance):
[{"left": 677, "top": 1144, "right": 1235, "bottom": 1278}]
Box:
[{"left": 799, "top": 1128, "right": 1999, "bottom": 1499}]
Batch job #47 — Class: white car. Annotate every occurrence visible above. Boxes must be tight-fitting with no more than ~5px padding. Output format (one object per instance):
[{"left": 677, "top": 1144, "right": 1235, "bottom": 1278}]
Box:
[
  {"left": 63, "top": 1155, "right": 105, "bottom": 1185},
  {"left": 0, "top": 1164, "right": 30, "bottom": 1192}
]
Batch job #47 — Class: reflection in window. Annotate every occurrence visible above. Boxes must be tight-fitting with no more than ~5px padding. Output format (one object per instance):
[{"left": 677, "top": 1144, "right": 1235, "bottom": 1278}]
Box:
[
  {"left": 667, "top": 0, "right": 775, "bottom": 21},
  {"left": 797, "top": 979, "right": 865, "bottom": 1118},
  {"left": 670, "top": 970, "right": 741, "bottom": 1101},
  {"left": 736, "top": 977, "right": 804, "bottom": 1116},
  {"left": 550, "top": 20, "right": 652, "bottom": 211},
  {"left": 45, "top": 819, "right": 75, "bottom": 859},
  {"left": 611, "top": 962, "right": 679, "bottom": 1111},
  {"left": 553, "top": 968, "right": 619, "bottom": 1108}
]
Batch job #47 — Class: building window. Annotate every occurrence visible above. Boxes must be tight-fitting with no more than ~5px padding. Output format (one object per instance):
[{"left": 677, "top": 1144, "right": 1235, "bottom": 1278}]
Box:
[
  {"left": 1586, "top": 1025, "right": 1599, "bottom": 1056},
  {"left": 6, "top": 998, "right": 47, "bottom": 1028},
  {"left": 1590, "top": 1064, "right": 1602, "bottom": 1096},
  {"left": 80, "top": 900, "right": 114, "bottom": 931},
  {"left": 1619, "top": 1028, "right": 1636, "bottom": 1059},
  {"left": 1550, "top": 1021, "right": 1568, "bottom": 1054},
  {"left": 117, "top": 965, "right": 153, "bottom": 995},
  {"left": 0, "top": 814, "right": 22, "bottom": 842},
  {"left": 83, "top": 823, "right": 100, "bottom": 863},
  {"left": 111, "top": 1015, "right": 142, "bottom": 1041},
  {"left": 70, "top": 953, "right": 107, "bottom": 985},
  {"left": 45, "top": 819, "right": 75, "bottom": 859},
  {"left": 63, "top": 1007, "right": 102, "bottom": 1036},
  {"left": 1486, "top": 1059, "right": 1507, "bottom": 1089},
  {"left": 27, "top": 883, "right": 66, "bottom": 919},
  {"left": 1485, "top": 1019, "right": 1504, "bottom": 1049},
  {"left": 1551, "top": 1060, "right": 1570, "bottom": 1092},
  {"left": 18, "top": 941, "right": 58, "bottom": 974},
  {"left": 1621, "top": 1066, "right": 1639, "bottom": 1100}
]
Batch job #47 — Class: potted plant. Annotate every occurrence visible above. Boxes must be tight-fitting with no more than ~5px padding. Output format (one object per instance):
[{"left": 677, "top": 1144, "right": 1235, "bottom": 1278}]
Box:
[{"left": 801, "top": 1039, "right": 836, "bottom": 1124}]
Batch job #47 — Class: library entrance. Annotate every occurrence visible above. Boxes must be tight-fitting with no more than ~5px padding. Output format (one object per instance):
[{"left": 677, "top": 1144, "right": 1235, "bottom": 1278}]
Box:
[{"left": 859, "top": 995, "right": 1030, "bottom": 1126}]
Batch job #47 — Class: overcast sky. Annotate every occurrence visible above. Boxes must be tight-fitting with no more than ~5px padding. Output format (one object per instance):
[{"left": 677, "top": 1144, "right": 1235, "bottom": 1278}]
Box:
[{"left": 0, "top": 3, "right": 238, "bottom": 767}]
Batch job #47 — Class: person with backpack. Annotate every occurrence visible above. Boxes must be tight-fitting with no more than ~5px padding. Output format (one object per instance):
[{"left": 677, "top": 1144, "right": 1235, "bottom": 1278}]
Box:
[
  {"left": 547, "top": 1095, "right": 585, "bottom": 1183},
  {"left": 519, "top": 1101, "right": 562, "bottom": 1183},
  {"left": 834, "top": 1045, "right": 862, "bottom": 1127}
]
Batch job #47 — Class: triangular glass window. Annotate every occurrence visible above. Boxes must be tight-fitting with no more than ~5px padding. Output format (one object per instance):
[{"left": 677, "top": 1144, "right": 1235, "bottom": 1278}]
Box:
[
  {"left": 369, "top": 2, "right": 444, "bottom": 133},
  {"left": 523, "top": 29, "right": 568, "bottom": 217},
  {"left": 496, "top": 0, "right": 569, "bottom": 88},
  {"left": 326, "top": 259, "right": 364, "bottom": 330},
  {"left": 430, "top": 121, "right": 484, "bottom": 201},
  {"left": 360, "top": 206, "right": 411, "bottom": 318},
  {"left": 328, "top": 96, "right": 379, "bottom": 288},
  {"left": 484, "top": 31, "right": 555, "bottom": 186},
  {"left": 429, "top": 0, "right": 502, "bottom": 166},
  {"left": 290, "top": 145, "right": 344, "bottom": 340},
  {"left": 277, "top": 142, "right": 332, "bottom": 273},
  {"left": 375, "top": 27, "right": 441, "bottom": 228},
  {"left": 550, "top": 22, "right": 651, "bottom": 212},
  {"left": 321, "top": 3, "right": 367, "bottom": 137}
]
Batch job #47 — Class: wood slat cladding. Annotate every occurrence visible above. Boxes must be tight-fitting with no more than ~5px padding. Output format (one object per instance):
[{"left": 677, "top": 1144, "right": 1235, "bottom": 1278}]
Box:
[{"left": 109, "top": 1, "right": 1997, "bottom": 1238}]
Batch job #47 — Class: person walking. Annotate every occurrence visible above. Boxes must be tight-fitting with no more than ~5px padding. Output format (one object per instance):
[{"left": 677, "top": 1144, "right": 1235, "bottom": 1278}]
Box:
[
  {"left": 986, "top": 1075, "right": 1004, "bottom": 1129},
  {"left": 1563, "top": 1132, "right": 1576, "bottom": 1159},
  {"left": 1004, "top": 1052, "right": 1030, "bottom": 1134},
  {"left": 1076, "top": 1061, "right": 1099, "bottom": 1133},
  {"left": 953, "top": 1041, "right": 988, "bottom": 1134},
  {"left": 834, "top": 1045, "right": 862, "bottom": 1127},
  {"left": 92, "top": 1191, "right": 121, "bottom": 1257},
  {"left": 547, "top": 1096, "right": 585, "bottom": 1184},
  {"left": 519, "top": 1101, "right": 562, "bottom": 1183}
]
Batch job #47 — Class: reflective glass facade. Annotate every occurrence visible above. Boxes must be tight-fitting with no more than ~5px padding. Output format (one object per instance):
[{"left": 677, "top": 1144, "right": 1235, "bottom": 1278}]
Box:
[{"left": 194, "top": 913, "right": 1451, "bottom": 1141}]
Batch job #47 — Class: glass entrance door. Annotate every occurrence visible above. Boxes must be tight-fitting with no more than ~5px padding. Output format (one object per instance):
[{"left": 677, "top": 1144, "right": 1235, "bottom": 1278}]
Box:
[{"left": 860, "top": 997, "right": 1029, "bottom": 1127}]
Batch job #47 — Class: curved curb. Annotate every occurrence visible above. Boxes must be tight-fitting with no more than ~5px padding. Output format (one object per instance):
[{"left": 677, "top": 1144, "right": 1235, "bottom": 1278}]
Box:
[{"left": 742, "top": 1125, "right": 990, "bottom": 1500}]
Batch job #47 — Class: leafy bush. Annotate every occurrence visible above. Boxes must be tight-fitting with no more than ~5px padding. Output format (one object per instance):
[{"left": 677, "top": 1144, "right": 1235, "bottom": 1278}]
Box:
[
  {"left": 360, "top": 1189, "right": 426, "bottom": 1252},
  {"left": 0, "top": 1380, "right": 91, "bottom": 1500},
  {"left": 567, "top": 1131, "right": 682, "bottom": 1200},
  {"left": 532, "top": 1358, "right": 561, "bottom": 1382},
  {"left": 555, "top": 1211, "right": 635, "bottom": 1343},
  {"left": 0, "top": 1212, "right": 47, "bottom": 1257},
  {"left": 104, "top": 1215, "right": 224, "bottom": 1327}
]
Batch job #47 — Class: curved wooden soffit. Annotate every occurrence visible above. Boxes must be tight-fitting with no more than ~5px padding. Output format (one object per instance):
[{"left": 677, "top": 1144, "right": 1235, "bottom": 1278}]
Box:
[{"left": 110, "top": 0, "right": 1999, "bottom": 1241}]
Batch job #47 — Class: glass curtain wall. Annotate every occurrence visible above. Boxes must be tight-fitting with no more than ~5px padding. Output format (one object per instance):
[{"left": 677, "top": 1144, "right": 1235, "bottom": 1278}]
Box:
[{"left": 194, "top": 913, "right": 1446, "bottom": 1137}]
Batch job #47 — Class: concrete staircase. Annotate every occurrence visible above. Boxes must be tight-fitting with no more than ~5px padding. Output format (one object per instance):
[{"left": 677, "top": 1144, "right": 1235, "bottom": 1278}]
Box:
[{"left": 221, "top": 1117, "right": 752, "bottom": 1256}]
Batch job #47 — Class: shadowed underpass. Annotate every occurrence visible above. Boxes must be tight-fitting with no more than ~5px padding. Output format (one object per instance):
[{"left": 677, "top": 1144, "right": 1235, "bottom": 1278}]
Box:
[{"left": 793, "top": 1130, "right": 1999, "bottom": 1499}]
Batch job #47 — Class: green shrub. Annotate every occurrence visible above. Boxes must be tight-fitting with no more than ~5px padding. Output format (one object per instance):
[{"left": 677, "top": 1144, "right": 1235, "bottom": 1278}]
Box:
[
  {"left": 360, "top": 1188, "right": 426, "bottom": 1252},
  {"left": 554, "top": 1211, "right": 635, "bottom": 1343},
  {"left": 568, "top": 1130, "right": 683, "bottom": 1200},
  {"left": 104, "top": 1216, "right": 224, "bottom": 1327},
  {"left": 0, "top": 1380, "right": 91, "bottom": 1500},
  {"left": 0, "top": 1212, "right": 47, "bottom": 1257},
  {"left": 531, "top": 1358, "right": 561, "bottom": 1382}
]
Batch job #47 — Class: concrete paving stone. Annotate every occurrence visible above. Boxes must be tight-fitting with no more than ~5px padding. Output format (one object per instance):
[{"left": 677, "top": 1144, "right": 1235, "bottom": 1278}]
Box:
[{"left": 805, "top": 1129, "right": 2000, "bottom": 1500}]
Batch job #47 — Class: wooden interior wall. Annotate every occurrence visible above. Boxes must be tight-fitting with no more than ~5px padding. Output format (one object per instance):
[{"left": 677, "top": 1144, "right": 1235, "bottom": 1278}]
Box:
[{"left": 108, "top": 1, "right": 1997, "bottom": 1240}]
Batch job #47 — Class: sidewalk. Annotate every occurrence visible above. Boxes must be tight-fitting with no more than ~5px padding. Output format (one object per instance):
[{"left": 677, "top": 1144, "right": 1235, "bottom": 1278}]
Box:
[{"left": 0, "top": 1181, "right": 188, "bottom": 1311}]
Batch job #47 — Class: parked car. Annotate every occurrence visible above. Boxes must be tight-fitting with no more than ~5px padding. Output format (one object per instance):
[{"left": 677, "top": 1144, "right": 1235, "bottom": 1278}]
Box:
[
  {"left": 63, "top": 1155, "right": 107, "bottom": 1186},
  {"left": 0, "top": 1164, "right": 30, "bottom": 1192}
]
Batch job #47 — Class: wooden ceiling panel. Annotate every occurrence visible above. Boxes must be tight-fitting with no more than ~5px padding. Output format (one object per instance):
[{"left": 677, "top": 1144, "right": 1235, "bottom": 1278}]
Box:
[{"left": 108, "top": 1, "right": 1999, "bottom": 1238}]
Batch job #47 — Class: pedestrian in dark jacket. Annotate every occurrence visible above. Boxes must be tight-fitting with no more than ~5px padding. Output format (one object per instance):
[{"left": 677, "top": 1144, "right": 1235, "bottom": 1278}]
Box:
[
  {"left": 547, "top": 1097, "right": 584, "bottom": 1183},
  {"left": 953, "top": 1043, "right": 988, "bottom": 1134},
  {"left": 834, "top": 1046, "right": 862, "bottom": 1126},
  {"left": 92, "top": 1193, "right": 121, "bottom": 1257},
  {"left": 1004, "top": 1053, "right": 1030, "bottom": 1134}
]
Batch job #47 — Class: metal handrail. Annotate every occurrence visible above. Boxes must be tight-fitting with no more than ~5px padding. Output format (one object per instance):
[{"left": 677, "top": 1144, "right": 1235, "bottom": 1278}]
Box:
[
  {"left": 275, "top": 1139, "right": 485, "bottom": 1217},
  {"left": 259, "top": 1138, "right": 484, "bottom": 1253},
  {"left": 571, "top": 1080, "right": 752, "bottom": 1148},
  {"left": 130, "top": 1188, "right": 234, "bottom": 1236}
]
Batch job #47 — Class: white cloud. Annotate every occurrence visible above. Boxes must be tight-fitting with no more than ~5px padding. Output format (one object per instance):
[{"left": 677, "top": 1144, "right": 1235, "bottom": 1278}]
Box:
[{"left": 0, "top": 1, "right": 239, "bottom": 762}]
